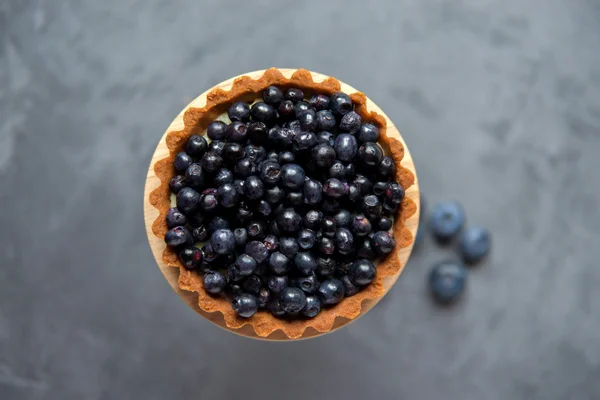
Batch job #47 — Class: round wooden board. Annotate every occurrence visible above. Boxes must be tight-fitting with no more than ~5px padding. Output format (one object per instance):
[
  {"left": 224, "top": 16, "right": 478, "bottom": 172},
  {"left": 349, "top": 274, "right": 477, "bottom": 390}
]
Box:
[{"left": 144, "top": 69, "right": 420, "bottom": 340}]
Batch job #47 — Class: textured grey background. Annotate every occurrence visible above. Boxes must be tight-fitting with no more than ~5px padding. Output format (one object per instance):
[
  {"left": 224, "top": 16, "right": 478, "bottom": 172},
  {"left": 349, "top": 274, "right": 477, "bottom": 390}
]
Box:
[{"left": 1, "top": 0, "right": 600, "bottom": 399}]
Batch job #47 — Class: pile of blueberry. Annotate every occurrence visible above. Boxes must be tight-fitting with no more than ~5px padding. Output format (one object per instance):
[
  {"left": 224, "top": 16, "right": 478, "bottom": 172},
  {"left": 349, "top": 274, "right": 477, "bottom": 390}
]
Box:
[
  {"left": 417, "top": 199, "right": 491, "bottom": 304},
  {"left": 164, "top": 86, "right": 405, "bottom": 319}
]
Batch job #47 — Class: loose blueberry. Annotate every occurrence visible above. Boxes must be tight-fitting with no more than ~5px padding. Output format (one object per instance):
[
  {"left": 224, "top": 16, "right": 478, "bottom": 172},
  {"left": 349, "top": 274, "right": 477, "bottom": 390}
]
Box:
[
  {"left": 429, "top": 260, "right": 467, "bottom": 304},
  {"left": 232, "top": 293, "right": 258, "bottom": 318},
  {"left": 335, "top": 228, "right": 354, "bottom": 255},
  {"left": 166, "top": 208, "right": 187, "bottom": 229},
  {"left": 333, "top": 210, "right": 352, "bottom": 228},
  {"left": 357, "top": 123, "right": 380, "bottom": 143},
  {"left": 216, "top": 183, "right": 239, "bottom": 208},
  {"left": 329, "top": 92, "right": 353, "bottom": 117},
  {"left": 339, "top": 111, "right": 361, "bottom": 133},
  {"left": 372, "top": 231, "right": 396, "bottom": 256},
  {"left": 280, "top": 163, "right": 305, "bottom": 190},
  {"left": 169, "top": 175, "right": 186, "bottom": 194},
  {"left": 244, "top": 240, "right": 269, "bottom": 263},
  {"left": 323, "top": 178, "right": 347, "bottom": 199},
  {"left": 192, "top": 225, "right": 209, "bottom": 242},
  {"left": 334, "top": 134, "right": 358, "bottom": 162},
  {"left": 263, "top": 86, "right": 283, "bottom": 106},
  {"left": 358, "top": 142, "right": 383, "bottom": 167},
  {"left": 199, "top": 189, "right": 219, "bottom": 212},
  {"left": 279, "top": 237, "right": 300, "bottom": 259},
  {"left": 210, "top": 229, "right": 235, "bottom": 255},
  {"left": 430, "top": 201, "right": 465, "bottom": 243},
  {"left": 276, "top": 208, "right": 302, "bottom": 234},
  {"left": 186, "top": 135, "right": 208, "bottom": 158},
  {"left": 352, "top": 214, "right": 372, "bottom": 236},
  {"left": 317, "top": 279, "right": 346, "bottom": 305},
  {"left": 284, "top": 88, "right": 304, "bottom": 103},
  {"left": 165, "top": 226, "right": 192, "bottom": 247},
  {"left": 297, "top": 229, "right": 316, "bottom": 250},
  {"left": 280, "top": 287, "right": 307, "bottom": 313},
  {"left": 258, "top": 161, "right": 281, "bottom": 185},
  {"left": 311, "top": 143, "right": 336, "bottom": 168},
  {"left": 349, "top": 259, "right": 376, "bottom": 286},
  {"left": 267, "top": 275, "right": 289, "bottom": 293},
  {"left": 178, "top": 246, "right": 203, "bottom": 270},
  {"left": 203, "top": 270, "right": 227, "bottom": 294},
  {"left": 201, "top": 151, "right": 224, "bottom": 174},
  {"left": 228, "top": 101, "right": 250, "bottom": 122},
  {"left": 459, "top": 227, "right": 490, "bottom": 264},
  {"left": 244, "top": 175, "right": 265, "bottom": 200},
  {"left": 303, "top": 178, "right": 323, "bottom": 205},
  {"left": 302, "top": 295, "right": 321, "bottom": 317},
  {"left": 250, "top": 102, "right": 276, "bottom": 124},
  {"left": 176, "top": 187, "right": 200, "bottom": 214},
  {"left": 207, "top": 121, "right": 228, "bottom": 140}
]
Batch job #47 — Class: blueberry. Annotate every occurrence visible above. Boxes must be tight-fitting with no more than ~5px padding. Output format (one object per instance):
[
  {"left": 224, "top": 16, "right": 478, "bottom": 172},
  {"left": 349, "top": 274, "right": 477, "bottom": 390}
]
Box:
[
  {"left": 297, "top": 229, "right": 316, "bottom": 250},
  {"left": 430, "top": 201, "right": 465, "bottom": 243},
  {"left": 176, "top": 187, "right": 200, "bottom": 214},
  {"left": 178, "top": 246, "right": 203, "bottom": 269},
  {"left": 267, "top": 275, "right": 289, "bottom": 293},
  {"left": 199, "top": 189, "right": 219, "bottom": 212},
  {"left": 207, "top": 216, "right": 230, "bottom": 233},
  {"left": 226, "top": 121, "right": 248, "bottom": 142},
  {"left": 372, "top": 231, "right": 396, "bottom": 256},
  {"left": 183, "top": 163, "right": 203, "bottom": 189},
  {"left": 311, "top": 143, "right": 336, "bottom": 168},
  {"left": 228, "top": 101, "right": 250, "bottom": 122},
  {"left": 309, "top": 94, "right": 330, "bottom": 111},
  {"left": 303, "top": 210, "right": 324, "bottom": 230},
  {"left": 317, "top": 256, "right": 336, "bottom": 277},
  {"left": 245, "top": 240, "right": 269, "bottom": 263},
  {"left": 318, "top": 236, "right": 335, "bottom": 255},
  {"left": 293, "top": 131, "right": 318, "bottom": 152},
  {"left": 247, "top": 121, "right": 268, "bottom": 145},
  {"left": 268, "top": 251, "right": 290, "bottom": 275},
  {"left": 269, "top": 298, "right": 286, "bottom": 317},
  {"left": 165, "top": 226, "right": 192, "bottom": 247},
  {"left": 334, "top": 134, "right": 358, "bottom": 162},
  {"left": 210, "top": 229, "right": 235, "bottom": 255},
  {"left": 207, "top": 121, "right": 228, "bottom": 141},
  {"left": 192, "top": 225, "right": 209, "bottom": 242},
  {"left": 316, "top": 109, "right": 338, "bottom": 133},
  {"left": 243, "top": 275, "right": 262, "bottom": 294},
  {"left": 358, "top": 142, "right": 383, "bottom": 166},
  {"left": 216, "top": 183, "right": 239, "bottom": 208},
  {"left": 278, "top": 151, "right": 295, "bottom": 164},
  {"left": 352, "top": 214, "right": 372, "bottom": 236},
  {"left": 262, "top": 235, "right": 279, "bottom": 252},
  {"left": 278, "top": 100, "right": 295, "bottom": 120},
  {"left": 174, "top": 152, "right": 193, "bottom": 172},
  {"left": 280, "top": 164, "right": 305, "bottom": 190},
  {"left": 256, "top": 288, "right": 271, "bottom": 308},
  {"left": 294, "top": 101, "right": 312, "bottom": 117},
  {"left": 354, "top": 174, "right": 373, "bottom": 195},
  {"left": 284, "top": 88, "right": 304, "bottom": 103},
  {"left": 169, "top": 175, "right": 186, "bottom": 194},
  {"left": 280, "top": 287, "right": 307, "bottom": 313},
  {"left": 214, "top": 168, "right": 234, "bottom": 186},
  {"left": 244, "top": 176, "right": 265, "bottom": 200},
  {"left": 335, "top": 228, "right": 354, "bottom": 255},
  {"left": 377, "top": 216, "right": 393, "bottom": 231},
  {"left": 201, "top": 151, "right": 224, "bottom": 174},
  {"left": 221, "top": 142, "right": 245, "bottom": 166},
  {"left": 362, "top": 195, "right": 382, "bottom": 220},
  {"left": 279, "top": 237, "right": 300, "bottom": 258},
  {"left": 258, "top": 161, "right": 281, "bottom": 185},
  {"left": 298, "top": 111, "right": 317, "bottom": 132},
  {"left": 385, "top": 182, "right": 405, "bottom": 204},
  {"left": 459, "top": 227, "right": 490, "bottom": 264},
  {"left": 302, "top": 295, "right": 321, "bottom": 317},
  {"left": 347, "top": 184, "right": 360, "bottom": 202},
  {"left": 339, "top": 111, "right": 361, "bottom": 133},
  {"left": 286, "top": 191, "right": 303, "bottom": 206},
  {"left": 323, "top": 178, "right": 347, "bottom": 199},
  {"left": 294, "top": 273, "right": 319, "bottom": 294},
  {"left": 234, "top": 253, "right": 258, "bottom": 276},
  {"left": 201, "top": 242, "right": 219, "bottom": 263},
  {"left": 329, "top": 92, "right": 353, "bottom": 117},
  {"left": 245, "top": 144, "right": 266, "bottom": 164},
  {"left": 233, "top": 228, "right": 247, "bottom": 249},
  {"left": 338, "top": 275, "right": 358, "bottom": 297},
  {"left": 233, "top": 179, "right": 245, "bottom": 196},
  {"left": 185, "top": 135, "right": 208, "bottom": 158},
  {"left": 166, "top": 207, "right": 187, "bottom": 229},
  {"left": 203, "top": 270, "right": 227, "bottom": 294},
  {"left": 251, "top": 102, "right": 276, "bottom": 124},
  {"left": 378, "top": 156, "right": 395, "bottom": 178},
  {"left": 357, "top": 123, "right": 380, "bottom": 143},
  {"left": 246, "top": 219, "right": 266, "bottom": 240},
  {"left": 232, "top": 293, "right": 258, "bottom": 318},
  {"left": 256, "top": 199, "right": 272, "bottom": 217},
  {"left": 303, "top": 178, "right": 323, "bottom": 206},
  {"left": 373, "top": 181, "right": 388, "bottom": 196},
  {"left": 265, "top": 185, "right": 285, "bottom": 204},
  {"left": 227, "top": 264, "right": 245, "bottom": 283},
  {"left": 263, "top": 86, "right": 283, "bottom": 106},
  {"left": 316, "top": 131, "right": 335, "bottom": 146},
  {"left": 333, "top": 210, "right": 352, "bottom": 228},
  {"left": 328, "top": 161, "right": 346, "bottom": 180},
  {"left": 429, "top": 260, "right": 467, "bottom": 304},
  {"left": 276, "top": 208, "right": 302, "bottom": 234},
  {"left": 266, "top": 151, "right": 279, "bottom": 161},
  {"left": 317, "top": 279, "right": 346, "bottom": 305},
  {"left": 322, "top": 198, "right": 341, "bottom": 215},
  {"left": 349, "top": 259, "right": 376, "bottom": 286},
  {"left": 294, "top": 252, "right": 317, "bottom": 275},
  {"left": 321, "top": 217, "right": 337, "bottom": 237},
  {"left": 206, "top": 139, "right": 225, "bottom": 155}
]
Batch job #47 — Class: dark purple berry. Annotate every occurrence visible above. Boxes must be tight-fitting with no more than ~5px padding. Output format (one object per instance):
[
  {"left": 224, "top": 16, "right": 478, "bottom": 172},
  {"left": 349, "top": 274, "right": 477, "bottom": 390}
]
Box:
[
  {"left": 286, "top": 191, "right": 303, "bottom": 206},
  {"left": 203, "top": 270, "right": 227, "bottom": 294},
  {"left": 247, "top": 121, "right": 268, "bottom": 145},
  {"left": 351, "top": 214, "right": 372, "bottom": 236},
  {"left": 303, "top": 178, "right": 323, "bottom": 206},
  {"left": 317, "top": 131, "right": 335, "bottom": 146},
  {"left": 354, "top": 174, "right": 373, "bottom": 195},
  {"left": 294, "top": 252, "right": 317, "bottom": 275},
  {"left": 318, "top": 236, "right": 335, "bottom": 255},
  {"left": 251, "top": 102, "right": 276, "bottom": 124},
  {"left": 214, "top": 168, "right": 234, "bottom": 186},
  {"left": 317, "top": 257, "right": 336, "bottom": 277},
  {"left": 166, "top": 208, "right": 187, "bottom": 229},
  {"left": 303, "top": 210, "right": 324, "bottom": 230},
  {"left": 378, "top": 156, "right": 395, "bottom": 178},
  {"left": 256, "top": 288, "right": 271, "bottom": 308},
  {"left": 256, "top": 199, "right": 272, "bottom": 217},
  {"left": 201, "top": 151, "right": 224, "bottom": 174},
  {"left": 165, "top": 226, "right": 192, "bottom": 247},
  {"left": 317, "top": 279, "right": 346, "bottom": 305},
  {"left": 207, "top": 216, "right": 230, "bottom": 233},
  {"left": 268, "top": 275, "right": 288, "bottom": 293},
  {"left": 429, "top": 260, "right": 467, "bottom": 304},
  {"left": 310, "top": 94, "right": 330, "bottom": 111},
  {"left": 263, "top": 86, "right": 283, "bottom": 106},
  {"left": 297, "top": 229, "right": 316, "bottom": 250},
  {"left": 228, "top": 101, "right": 250, "bottom": 122},
  {"left": 278, "top": 151, "right": 295, "bottom": 164},
  {"left": 459, "top": 227, "right": 490, "bottom": 264},
  {"left": 328, "top": 161, "right": 346, "bottom": 180},
  {"left": 169, "top": 175, "right": 186, "bottom": 194},
  {"left": 373, "top": 181, "right": 388, "bottom": 196},
  {"left": 265, "top": 185, "right": 285, "bottom": 204},
  {"left": 323, "top": 178, "right": 347, "bottom": 199},
  {"left": 280, "top": 164, "right": 305, "bottom": 190},
  {"left": 294, "top": 101, "right": 312, "bottom": 117},
  {"left": 276, "top": 208, "right": 302, "bottom": 234},
  {"left": 216, "top": 183, "right": 239, "bottom": 208},
  {"left": 284, "top": 88, "right": 304, "bottom": 103},
  {"left": 357, "top": 123, "right": 380, "bottom": 143},
  {"left": 243, "top": 275, "right": 262, "bottom": 294},
  {"left": 233, "top": 227, "right": 248, "bottom": 248},
  {"left": 245, "top": 240, "right": 269, "bottom": 263},
  {"left": 279, "top": 237, "right": 299, "bottom": 259},
  {"left": 334, "top": 134, "right": 358, "bottom": 162},
  {"left": 341, "top": 275, "right": 360, "bottom": 297},
  {"left": 262, "top": 235, "right": 279, "bottom": 252},
  {"left": 322, "top": 198, "right": 341, "bottom": 215},
  {"left": 193, "top": 225, "right": 209, "bottom": 242},
  {"left": 333, "top": 210, "right": 352, "bottom": 228},
  {"left": 385, "top": 182, "right": 405, "bottom": 204},
  {"left": 349, "top": 259, "right": 376, "bottom": 286},
  {"left": 210, "top": 229, "right": 235, "bottom": 255},
  {"left": 377, "top": 217, "right": 393, "bottom": 231},
  {"left": 363, "top": 195, "right": 382, "bottom": 220},
  {"left": 298, "top": 111, "right": 317, "bottom": 131},
  {"left": 199, "top": 189, "right": 219, "bottom": 212},
  {"left": 358, "top": 142, "right": 383, "bottom": 166},
  {"left": 268, "top": 251, "right": 289, "bottom": 275},
  {"left": 178, "top": 246, "right": 202, "bottom": 270},
  {"left": 339, "top": 111, "right": 361, "bottom": 133},
  {"left": 184, "top": 163, "right": 204, "bottom": 188},
  {"left": 258, "top": 161, "right": 281, "bottom": 185},
  {"left": 293, "top": 131, "right": 318, "bottom": 152},
  {"left": 280, "top": 287, "right": 308, "bottom": 313},
  {"left": 207, "top": 121, "right": 228, "bottom": 140},
  {"left": 278, "top": 100, "right": 295, "bottom": 119},
  {"left": 176, "top": 187, "right": 200, "bottom": 214},
  {"left": 302, "top": 295, "right": 321, "bottom": 317},
  {"left": 311, "top": 143, "right": 336, "bottom": 168},
  {"left": 244, "top": 176, "right": 264, "bottom": 200},
  {"left": 335, "top": 228, "right": 354, "bottom": 255},
  {"left": 329, "top": 92, "right": 353, "bottom": 117},
  {"left": 232, "top": 293, "right": 258, "bottom": 318},
  {"left": 234, "top": 253, "right": 258, "bottom": 276},
  {"left": 186, "top": 135, "right": 208, "bottom": 158},
  {"left": 245, "top": 144, "right": 266, "bottom": 163},
  {"left": 372, "top": 231, "right": 396, "bottom": 255},
  {"left": 321, "top": 217, "right": 337, "bottom": 237},
  {"left": 174, "top": 152, "right": 193, "bottom": 172}
]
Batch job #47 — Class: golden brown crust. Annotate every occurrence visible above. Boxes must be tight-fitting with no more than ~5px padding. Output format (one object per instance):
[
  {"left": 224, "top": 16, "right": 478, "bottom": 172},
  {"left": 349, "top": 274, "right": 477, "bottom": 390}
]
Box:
[{"left": 149, "top": 68, "right": 415, "bottom": 339}]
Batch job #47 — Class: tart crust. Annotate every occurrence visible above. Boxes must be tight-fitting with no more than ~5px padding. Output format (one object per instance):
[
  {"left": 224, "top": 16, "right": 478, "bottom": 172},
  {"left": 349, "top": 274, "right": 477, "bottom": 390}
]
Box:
[{"left": 149, "top": 68, "right": 416, "bottom": 339}]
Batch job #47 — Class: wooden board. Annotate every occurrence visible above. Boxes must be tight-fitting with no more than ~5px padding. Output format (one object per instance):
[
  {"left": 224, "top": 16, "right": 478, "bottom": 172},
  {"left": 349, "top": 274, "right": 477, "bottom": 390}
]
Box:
[{"left": 143, "top": 69, "right": 420, "bottom": 340}]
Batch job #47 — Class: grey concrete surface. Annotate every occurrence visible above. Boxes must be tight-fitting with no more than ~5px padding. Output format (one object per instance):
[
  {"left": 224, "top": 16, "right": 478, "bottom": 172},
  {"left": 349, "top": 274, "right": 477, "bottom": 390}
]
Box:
[{"left": 1, "top": 0, "right": 600, "bottom": 399}]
